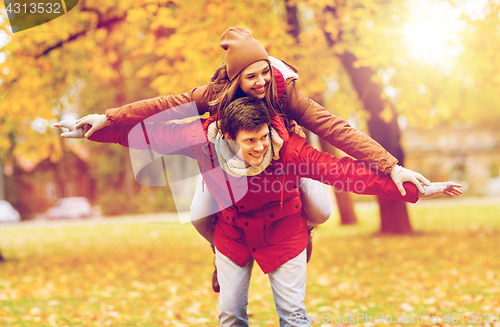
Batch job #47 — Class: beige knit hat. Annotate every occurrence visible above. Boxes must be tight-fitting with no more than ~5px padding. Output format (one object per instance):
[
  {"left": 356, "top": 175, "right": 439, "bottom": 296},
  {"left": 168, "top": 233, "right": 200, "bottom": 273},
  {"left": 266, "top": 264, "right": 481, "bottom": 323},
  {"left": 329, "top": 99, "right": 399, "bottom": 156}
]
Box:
[{"left": 220, "top": 27, "right": 270, "bottom": 81}]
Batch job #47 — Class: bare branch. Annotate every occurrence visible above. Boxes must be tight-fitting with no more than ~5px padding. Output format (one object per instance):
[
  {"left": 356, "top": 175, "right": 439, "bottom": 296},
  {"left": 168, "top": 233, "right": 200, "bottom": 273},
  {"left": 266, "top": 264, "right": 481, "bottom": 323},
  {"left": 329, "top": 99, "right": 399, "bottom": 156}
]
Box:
[{"left": 34, "top": 14, "right": 126, "bottom": 59}]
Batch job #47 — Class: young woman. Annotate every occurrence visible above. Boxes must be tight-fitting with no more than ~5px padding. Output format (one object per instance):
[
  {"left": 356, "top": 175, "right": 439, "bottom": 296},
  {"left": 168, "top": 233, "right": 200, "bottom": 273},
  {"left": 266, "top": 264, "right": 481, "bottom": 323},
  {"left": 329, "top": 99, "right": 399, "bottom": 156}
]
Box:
[{"left": 62, "top": 26, "right": 430, "bottom": 290}]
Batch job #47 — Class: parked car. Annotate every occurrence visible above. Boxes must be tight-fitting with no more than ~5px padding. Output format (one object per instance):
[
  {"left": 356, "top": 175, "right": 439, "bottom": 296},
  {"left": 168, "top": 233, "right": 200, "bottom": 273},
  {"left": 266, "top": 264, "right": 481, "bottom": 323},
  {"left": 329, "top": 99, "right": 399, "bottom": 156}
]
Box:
[
  {"left": 0, "top": 200, "right": 21, "bottom": 223},
  {"left": 46, "top": 197, "right": 94, "bottom": 220}
]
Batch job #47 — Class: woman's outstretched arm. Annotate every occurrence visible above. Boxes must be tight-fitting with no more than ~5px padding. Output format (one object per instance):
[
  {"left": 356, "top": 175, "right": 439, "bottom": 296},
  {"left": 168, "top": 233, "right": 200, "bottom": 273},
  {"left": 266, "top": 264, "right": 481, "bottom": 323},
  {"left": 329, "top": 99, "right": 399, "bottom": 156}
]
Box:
[
  {"left": 63, "top": 85, "right": 212, "bottom": 138},
  {"left": 55, "top": 118, "right": 206, "bottom": 160}
]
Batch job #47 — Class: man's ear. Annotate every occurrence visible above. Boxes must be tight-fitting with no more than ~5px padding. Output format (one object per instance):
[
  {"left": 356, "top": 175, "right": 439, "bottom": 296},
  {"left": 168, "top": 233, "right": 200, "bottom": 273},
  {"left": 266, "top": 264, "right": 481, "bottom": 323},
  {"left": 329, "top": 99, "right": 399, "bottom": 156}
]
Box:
[{"left": 224, "top": 132, "right": 232, "bottom": 140}]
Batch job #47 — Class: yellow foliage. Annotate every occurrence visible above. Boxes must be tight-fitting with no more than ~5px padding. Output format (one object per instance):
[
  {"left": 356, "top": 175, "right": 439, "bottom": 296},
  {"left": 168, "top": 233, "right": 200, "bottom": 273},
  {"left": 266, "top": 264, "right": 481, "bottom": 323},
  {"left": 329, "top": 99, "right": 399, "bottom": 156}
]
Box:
[
  {"left": 379, "top": 103, "right": 394, "bottom": 124},
  {"left": 0, "top": 130, "right": 12, "bottom": 158},
  {"left": 150, "top": 75, "right": 171, "bottom": 93},
  {"left": 135, "top": 64, "right": 154, "bottom": 79},
  {"left": 126, "top": 8, "right": 149, "bottom": 23},
  {"left": 94, "top": 29, "right": 108, "bottom": 43},
  {"left": 107, "top": 50, "right": 119, "bottom": 64},
  {"left": 1, "top": 0, "right": 500, "bottom": 166}
]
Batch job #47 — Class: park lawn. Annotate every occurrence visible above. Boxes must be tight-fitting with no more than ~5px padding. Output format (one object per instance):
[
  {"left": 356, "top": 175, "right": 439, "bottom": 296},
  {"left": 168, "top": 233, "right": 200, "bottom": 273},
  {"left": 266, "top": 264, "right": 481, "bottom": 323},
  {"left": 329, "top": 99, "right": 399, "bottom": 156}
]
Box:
[{"left": 0, "top": 199, "right": 499, "bottom": 327}]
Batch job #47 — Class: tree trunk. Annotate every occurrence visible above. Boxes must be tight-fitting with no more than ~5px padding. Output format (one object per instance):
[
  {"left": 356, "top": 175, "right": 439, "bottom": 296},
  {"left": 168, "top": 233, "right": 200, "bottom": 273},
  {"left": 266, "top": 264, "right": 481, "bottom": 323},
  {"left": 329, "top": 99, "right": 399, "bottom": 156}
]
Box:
[
  {"left": 338, "top": 52, "right": 412, "bottom": 234},
  {"left": 284, "top": 0, "right": 301, "bottom": 40},
  {"left": 0, "top": 162, "right": 4, "bottom": 201},
  {"left": 315, "top": 4, "right": 412, "bottom": 233},
  {"left": 123, "top": 151, "right": 136, "bottom": 198},
  {"left": 285, "top": 0, "right": 358, "bottom": 226}
]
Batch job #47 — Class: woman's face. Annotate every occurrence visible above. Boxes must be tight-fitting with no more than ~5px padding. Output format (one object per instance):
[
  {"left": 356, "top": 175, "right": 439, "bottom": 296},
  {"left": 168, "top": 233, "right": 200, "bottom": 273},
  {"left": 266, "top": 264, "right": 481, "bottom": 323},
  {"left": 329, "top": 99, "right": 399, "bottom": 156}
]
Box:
[{"left": 238, "top": 60, "right": 271, "bottom": 99}]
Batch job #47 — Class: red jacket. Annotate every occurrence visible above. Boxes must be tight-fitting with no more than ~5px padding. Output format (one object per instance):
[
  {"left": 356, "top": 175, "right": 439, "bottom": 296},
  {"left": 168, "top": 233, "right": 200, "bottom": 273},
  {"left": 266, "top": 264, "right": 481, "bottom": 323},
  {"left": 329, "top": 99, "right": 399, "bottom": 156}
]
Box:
[{"left": 90, "top": 112, "right": 417, "bottom": 274}]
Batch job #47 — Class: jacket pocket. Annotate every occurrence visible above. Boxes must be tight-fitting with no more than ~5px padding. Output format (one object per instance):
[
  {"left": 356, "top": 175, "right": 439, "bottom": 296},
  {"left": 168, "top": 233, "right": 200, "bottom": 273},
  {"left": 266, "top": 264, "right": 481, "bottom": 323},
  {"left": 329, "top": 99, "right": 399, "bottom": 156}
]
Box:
[
  {"left": 215, "top": 219, "right": 244, "bottom": 239},
  {"left": 216, "top": 211, "right": 243, "bottom": 239},
  {"left": 262, "top": 196, "right": 303, "bottom": 244},
  {"left": 263, "top": 212, "right": 304, "bottom": 245},
  {"left": 261, "top": 196, "right": 302, "bottom": 223}
]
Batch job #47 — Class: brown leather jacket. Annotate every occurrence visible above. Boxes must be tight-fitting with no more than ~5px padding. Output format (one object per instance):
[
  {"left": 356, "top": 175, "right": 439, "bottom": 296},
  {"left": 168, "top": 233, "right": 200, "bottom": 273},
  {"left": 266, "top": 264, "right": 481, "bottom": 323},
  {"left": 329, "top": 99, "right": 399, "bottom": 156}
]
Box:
[{"left": 105, "top": 66, "right": 398, "bottom": 174}]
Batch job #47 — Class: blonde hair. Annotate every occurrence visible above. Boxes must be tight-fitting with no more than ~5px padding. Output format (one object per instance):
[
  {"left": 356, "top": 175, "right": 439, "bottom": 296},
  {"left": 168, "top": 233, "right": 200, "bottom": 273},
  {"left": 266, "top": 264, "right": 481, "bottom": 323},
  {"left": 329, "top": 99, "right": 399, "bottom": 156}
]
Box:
[{"left": 208, "top": 62, "right": 288, "bottom": 128}]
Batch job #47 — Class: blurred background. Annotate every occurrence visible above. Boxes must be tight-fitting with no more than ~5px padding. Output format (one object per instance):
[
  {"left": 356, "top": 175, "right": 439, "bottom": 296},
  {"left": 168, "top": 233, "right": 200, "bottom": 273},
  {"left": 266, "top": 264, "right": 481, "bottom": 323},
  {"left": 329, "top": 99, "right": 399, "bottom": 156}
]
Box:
[{"left": 1, "top": 0, "right": 499, "bottom": 223}]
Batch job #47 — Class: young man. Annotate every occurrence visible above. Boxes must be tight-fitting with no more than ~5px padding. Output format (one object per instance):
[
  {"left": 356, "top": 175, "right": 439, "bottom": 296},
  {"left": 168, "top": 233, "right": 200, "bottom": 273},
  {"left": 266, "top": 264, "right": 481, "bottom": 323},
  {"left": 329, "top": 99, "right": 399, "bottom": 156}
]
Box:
[{"left": 57, "top": 97, "right": 461, "bottom": 327}]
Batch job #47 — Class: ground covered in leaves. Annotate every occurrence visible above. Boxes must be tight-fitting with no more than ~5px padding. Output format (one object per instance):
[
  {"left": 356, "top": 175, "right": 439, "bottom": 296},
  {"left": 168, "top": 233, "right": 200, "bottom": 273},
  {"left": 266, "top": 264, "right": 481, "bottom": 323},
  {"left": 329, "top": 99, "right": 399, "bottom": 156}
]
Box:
[{"left": 1, "top": 198, "right": 499, "bottom": 326}]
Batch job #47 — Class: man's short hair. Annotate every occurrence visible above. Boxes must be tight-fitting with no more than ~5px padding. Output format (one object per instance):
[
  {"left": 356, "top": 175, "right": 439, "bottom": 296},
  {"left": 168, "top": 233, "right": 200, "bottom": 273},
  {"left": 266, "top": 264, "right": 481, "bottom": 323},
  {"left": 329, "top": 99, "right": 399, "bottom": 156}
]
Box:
[{"left": 220, "top": 97, "right": 271, "bottom": 139}]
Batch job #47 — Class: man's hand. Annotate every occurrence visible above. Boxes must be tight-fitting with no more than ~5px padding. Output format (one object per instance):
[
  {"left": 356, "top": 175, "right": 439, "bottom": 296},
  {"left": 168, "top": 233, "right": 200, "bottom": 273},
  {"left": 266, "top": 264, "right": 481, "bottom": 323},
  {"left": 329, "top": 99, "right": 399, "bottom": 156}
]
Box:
[
  {"left": 75, "top": 114, "right": 109, "bottom": 138},
  {"left": 53, "top": 120, "right": 88, "bottom": 139},
  {"left": 418, "top": 182, "right": 463, "bottom": 198},
  {"left": 390, "top": 164, "right": 431, "bottom": 196}
]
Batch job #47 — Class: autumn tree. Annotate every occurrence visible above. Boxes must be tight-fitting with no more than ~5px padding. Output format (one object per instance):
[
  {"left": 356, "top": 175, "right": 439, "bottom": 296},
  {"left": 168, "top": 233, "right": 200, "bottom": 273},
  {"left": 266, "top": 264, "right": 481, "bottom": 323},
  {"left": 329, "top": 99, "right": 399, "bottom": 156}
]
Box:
[
  {"left": 0, "top": 0, "right": 294, "bottom": 216},
  {"left": 1, "top": 0, "right": 499, "bottom": 227},
  {"left": 283, "top": 0, "right": 358, "bottom": 225},
  {"left": 287, "top": 0, "right": 500, "bottom": 233}
]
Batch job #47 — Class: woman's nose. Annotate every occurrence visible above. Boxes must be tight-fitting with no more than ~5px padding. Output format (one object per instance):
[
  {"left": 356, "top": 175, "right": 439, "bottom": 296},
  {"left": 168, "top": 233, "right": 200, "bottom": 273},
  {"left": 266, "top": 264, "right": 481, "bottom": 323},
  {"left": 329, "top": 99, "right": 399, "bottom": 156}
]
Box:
[{"left": 256, "top": 75, "right": 265, "bottom": 86}]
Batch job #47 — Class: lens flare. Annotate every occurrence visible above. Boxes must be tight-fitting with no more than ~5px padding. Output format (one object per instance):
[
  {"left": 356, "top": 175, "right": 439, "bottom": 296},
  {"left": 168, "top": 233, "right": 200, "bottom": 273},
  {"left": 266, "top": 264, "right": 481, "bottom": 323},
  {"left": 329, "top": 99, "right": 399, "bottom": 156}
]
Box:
[{"left": 403, "top": 0, "right": 466, "bottom": 67}]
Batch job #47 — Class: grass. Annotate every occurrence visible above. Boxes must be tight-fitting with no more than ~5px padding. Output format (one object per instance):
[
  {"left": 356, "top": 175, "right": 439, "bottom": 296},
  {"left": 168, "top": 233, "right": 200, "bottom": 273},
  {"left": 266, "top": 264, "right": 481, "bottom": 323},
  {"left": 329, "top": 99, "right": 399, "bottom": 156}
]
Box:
[{"left": 0, "top": 198, "right": 499, "bottom": 326}]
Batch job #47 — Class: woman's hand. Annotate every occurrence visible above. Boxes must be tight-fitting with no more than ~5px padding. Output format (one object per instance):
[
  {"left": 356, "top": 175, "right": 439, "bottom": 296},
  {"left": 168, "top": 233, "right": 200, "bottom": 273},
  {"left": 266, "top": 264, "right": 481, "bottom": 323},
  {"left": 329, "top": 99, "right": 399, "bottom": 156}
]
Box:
[
  {"left": 53, "top": 120, "right": 88, "bottom": 138},
  {"left": 418, "top": 182, "right": 463, "bottom": 198},
  {"left": 75, "top": 114, "right": 110, "bottom": 138},
  {"left": 390, "top": 164, "right": 431, "bottom": 196}
]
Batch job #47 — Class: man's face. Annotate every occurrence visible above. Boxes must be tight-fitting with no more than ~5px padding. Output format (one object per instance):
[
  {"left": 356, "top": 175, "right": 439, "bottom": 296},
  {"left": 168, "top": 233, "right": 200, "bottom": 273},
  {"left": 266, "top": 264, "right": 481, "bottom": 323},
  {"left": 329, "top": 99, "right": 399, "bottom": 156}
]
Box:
[
  {"left": 227, "top": 124, "right": 270, "bottom": 167},
  {"left": 238, "top": 60, "right": 271, "bottom": 99}
]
